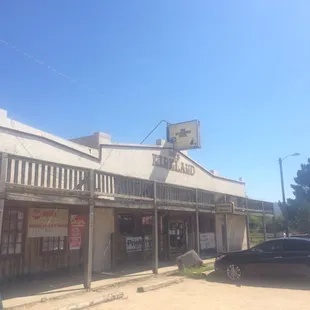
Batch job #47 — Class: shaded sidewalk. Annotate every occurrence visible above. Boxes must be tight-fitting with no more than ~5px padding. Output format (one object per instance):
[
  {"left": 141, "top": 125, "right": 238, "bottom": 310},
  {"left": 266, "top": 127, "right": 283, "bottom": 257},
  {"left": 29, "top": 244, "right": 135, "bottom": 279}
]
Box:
[{"left": 2, "top": 259, "right": 215, "bottom": 309}]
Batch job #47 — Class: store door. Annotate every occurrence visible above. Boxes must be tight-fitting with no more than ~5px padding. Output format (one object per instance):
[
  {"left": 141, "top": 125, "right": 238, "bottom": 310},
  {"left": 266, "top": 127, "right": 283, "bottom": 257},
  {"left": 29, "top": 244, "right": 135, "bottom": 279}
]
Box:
[{"left": 168, "top": 220, "right": 187, "bottom": 258}]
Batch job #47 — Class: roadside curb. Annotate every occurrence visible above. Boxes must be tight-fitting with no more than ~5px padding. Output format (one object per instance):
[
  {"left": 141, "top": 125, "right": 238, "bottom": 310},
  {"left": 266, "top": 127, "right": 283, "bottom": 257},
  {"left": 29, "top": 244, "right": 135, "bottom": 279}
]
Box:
[
  {"left": 137, "top": 278, "right": 183, "bottom": 293},
  {"left": 57, "top": 292, "right": 125, "bottom": 310},
  {"left": 5, "top": 269, "right": 177, "bottom": 310}
]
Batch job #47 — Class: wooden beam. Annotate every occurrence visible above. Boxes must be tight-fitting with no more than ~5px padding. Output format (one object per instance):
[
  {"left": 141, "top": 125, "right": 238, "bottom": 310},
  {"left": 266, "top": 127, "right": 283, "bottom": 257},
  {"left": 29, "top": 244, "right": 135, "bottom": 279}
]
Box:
[
  {"left": 84, "top": 170, "right": 95, "bottom": 290},
  {"left": 224, "top": 214, "right": 229, "bottom": 252},
  {"left": 157, "top": 206, "right": 195, "bottom": 212},
  {"left": 245, "top": 198, "right": 251, "bottom": 249},
  {"left": 94, "top": 200, "right": 154, "bottom": 209},
  {"left": 195, "top": 189, "right": 200, "bottom": 255},
  {"left": 152, "top": 181, "right": 158, "bottom": 274},
  {"left": 6, "top": 183, "right": 90, "bottom": 196},
  {"left": 0, "top": 154, "right": 8, "bottom": 244},
  {"left": 262, "top": 202, "right": 267, "bottom": 241},
  {"left": 6, "top": 192, "right": 88, "bottom": 205},
  {"left": 273, "top": 216, "right": 277, "bottom": 238}
]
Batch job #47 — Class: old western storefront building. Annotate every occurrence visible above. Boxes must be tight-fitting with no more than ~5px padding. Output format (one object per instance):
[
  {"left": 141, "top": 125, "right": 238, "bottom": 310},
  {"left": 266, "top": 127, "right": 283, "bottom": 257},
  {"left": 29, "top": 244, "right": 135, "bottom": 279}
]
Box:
[{"left": 0, "top": 109, "right": 274, "bottom": 288}]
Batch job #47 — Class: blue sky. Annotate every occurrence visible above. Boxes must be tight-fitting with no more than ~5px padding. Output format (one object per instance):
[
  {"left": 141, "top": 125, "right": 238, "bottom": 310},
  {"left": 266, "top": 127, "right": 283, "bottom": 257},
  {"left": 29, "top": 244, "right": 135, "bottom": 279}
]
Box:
[{"left": 0, "top": 1, "right": 309, "bottom": 202}]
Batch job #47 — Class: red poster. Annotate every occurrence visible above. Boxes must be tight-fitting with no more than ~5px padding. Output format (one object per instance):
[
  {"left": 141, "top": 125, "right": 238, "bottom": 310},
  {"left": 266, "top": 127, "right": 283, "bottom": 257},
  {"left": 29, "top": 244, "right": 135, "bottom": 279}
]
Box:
[{"left": 69, "top": 215, "right": 86, "bottom": 250}]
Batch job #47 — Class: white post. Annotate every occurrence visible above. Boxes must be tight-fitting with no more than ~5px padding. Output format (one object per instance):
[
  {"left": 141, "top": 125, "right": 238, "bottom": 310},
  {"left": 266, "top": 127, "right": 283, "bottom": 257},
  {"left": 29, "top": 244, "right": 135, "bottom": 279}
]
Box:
[
  {"left": 0, "top": 153, "right": 8, "bottom": 245},
  {"left": 153, "top": 181, "right": 158, "bottom": 274},
  {"left": 195, "top": 189, "right": 200, "bottom": 255},
  {"left": 84, "top": 170, "right": 95, "bottom": 290}
]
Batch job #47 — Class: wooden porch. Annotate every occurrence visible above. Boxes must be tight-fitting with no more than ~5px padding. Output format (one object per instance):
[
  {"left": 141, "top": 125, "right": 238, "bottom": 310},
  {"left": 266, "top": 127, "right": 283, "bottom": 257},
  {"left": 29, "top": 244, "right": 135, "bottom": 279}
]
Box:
[{"left": 0, "top": 152, "right": 275, "bottom": 288}]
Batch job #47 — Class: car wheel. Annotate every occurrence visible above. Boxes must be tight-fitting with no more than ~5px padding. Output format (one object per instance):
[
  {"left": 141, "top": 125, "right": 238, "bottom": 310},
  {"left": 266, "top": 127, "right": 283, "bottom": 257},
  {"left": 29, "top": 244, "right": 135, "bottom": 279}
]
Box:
[{"left": 226, "top": 264, "right": 242, "bottom": 281}]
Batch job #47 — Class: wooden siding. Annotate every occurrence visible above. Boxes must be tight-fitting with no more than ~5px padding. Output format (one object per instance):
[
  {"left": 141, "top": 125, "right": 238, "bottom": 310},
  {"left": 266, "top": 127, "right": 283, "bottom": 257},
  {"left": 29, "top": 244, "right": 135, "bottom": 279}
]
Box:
[
  {"left": 1, "top": 152, "right": 274, "bottom": 215},
  {"left": 0, "top": 202, "right": 88, "bottom": 283}
]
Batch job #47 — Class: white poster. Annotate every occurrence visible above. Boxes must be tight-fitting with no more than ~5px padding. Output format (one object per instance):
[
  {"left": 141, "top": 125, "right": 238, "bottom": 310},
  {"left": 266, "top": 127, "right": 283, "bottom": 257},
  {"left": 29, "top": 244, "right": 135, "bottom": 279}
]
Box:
[
  {"left": 144, "top": 236, "right": 152, "bottom": 250},
  {"left": 200, "top": 233, "right": 216, "bottom": 250},
  {"left": 126, "top": 236, "right": 143, "bottom": 252},
  {"left": 28, "top": 208, "right": 68, "bottom": 238}
]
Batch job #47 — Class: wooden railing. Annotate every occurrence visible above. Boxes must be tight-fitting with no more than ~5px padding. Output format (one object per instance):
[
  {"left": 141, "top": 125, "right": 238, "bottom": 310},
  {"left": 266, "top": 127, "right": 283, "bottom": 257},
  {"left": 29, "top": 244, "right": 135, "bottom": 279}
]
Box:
[
  {"left": 5, "top": 154, "right": 90, "bottom": 191},
  {"left": 1, "top": 153, "right": 274, "bottom": 215},
  {"left": 197, "top": 189, "right": 216, "bottom": 212},
  {"left": 156, "top": 183, "right": 196, "bottom": 207},
  {"left": 94, "top": 170, "right": 154, "bottom": 201}
]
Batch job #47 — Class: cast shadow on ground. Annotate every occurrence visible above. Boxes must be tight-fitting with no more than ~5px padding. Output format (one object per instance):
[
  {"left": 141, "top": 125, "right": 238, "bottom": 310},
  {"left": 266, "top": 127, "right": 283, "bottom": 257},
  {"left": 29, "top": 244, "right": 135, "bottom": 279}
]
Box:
[
  {"left": 0, "top": 260, "right": 176, "bottom": 301},
  {"left": 204, "top": 271, "right": 310, "bottom": 291}
]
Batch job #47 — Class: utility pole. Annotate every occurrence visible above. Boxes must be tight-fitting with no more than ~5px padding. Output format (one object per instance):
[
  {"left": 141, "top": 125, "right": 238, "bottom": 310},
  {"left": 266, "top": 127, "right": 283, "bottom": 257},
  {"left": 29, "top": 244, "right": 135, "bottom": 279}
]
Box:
[
  {"left": 278, "top": 153, "right": 300, "bottom": 238},
  {"left": 279, "top": 157, "right": 289, "bottom": 237}
]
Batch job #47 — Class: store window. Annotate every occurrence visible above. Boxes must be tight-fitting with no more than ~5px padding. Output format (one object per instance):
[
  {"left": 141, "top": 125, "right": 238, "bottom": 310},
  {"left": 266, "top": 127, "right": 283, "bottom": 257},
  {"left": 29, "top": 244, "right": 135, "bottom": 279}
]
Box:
[
  {"left": 199, "top": 216, "right": 215, "bottom": 233},
  {"left": 42, "top": 236, "right": 66, "bottom": 252},
  {"left": 1, "top": 210, "right": 24, "bottom": 255},
  {"left": 118, "top": 215, "right": 135, "bottom": 234},
  {"left": 142, "top": 215, "right": 153, "bottom": 235}
]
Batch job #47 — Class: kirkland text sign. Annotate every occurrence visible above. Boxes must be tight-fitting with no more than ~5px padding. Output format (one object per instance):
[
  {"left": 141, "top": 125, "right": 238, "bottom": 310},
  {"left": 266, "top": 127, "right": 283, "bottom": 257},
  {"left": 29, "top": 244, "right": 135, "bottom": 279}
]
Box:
[{"left": 152, "top": 153, "right": 195, "bottom": 176}]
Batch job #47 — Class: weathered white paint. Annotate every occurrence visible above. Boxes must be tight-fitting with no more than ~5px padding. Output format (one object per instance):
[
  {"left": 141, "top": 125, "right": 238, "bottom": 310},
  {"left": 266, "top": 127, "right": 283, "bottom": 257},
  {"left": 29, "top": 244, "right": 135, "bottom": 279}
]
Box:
[
  {"left": 0, "top": 109, "right": 245, "bottom": 196},
  {"left": 70, "top": 132, "right": 111, "bottom": 149},
  {"left": 227, "top": 214, "right": 248, "bottom": 251},
  {"left": 99, "top": 147, "right": 245, "bottom": 196},
  {"left": 215, "top": 214, "right": 225, "bottom": 252},
  {"left": 93, "top": 208, "right": 114, "bottom": 272},
  {"left": 215, "top": 214, "right": 247, "bottom": 253}
]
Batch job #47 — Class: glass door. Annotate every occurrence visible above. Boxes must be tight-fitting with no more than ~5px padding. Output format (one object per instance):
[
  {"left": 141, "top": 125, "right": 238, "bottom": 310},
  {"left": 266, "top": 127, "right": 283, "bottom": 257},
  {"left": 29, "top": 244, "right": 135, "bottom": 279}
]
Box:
[{"left": 168, "top": 220, "right": 186, "bottom": 257}]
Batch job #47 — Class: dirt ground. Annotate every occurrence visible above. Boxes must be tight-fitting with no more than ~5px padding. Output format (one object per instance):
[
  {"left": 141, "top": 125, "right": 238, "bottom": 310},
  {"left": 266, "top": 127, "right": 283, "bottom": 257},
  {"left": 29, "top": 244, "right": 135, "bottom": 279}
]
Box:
[{"left": 92, "top": 273, "right": 310, "bottom": 310}]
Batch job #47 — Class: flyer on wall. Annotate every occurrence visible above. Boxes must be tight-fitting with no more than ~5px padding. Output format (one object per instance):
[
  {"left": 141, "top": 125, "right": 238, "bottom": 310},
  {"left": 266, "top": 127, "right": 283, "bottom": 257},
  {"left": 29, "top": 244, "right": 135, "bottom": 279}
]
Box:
[{"left": 69, "top": 215, "right": 86, "bottom": 250}]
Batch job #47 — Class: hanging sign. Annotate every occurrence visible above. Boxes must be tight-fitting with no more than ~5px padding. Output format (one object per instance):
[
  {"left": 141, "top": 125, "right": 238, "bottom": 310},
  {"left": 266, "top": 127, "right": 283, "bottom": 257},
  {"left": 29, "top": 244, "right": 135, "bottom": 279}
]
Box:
[
  {"left": 69, "top": 215, "right": 87, "bottom": 250},
  {"left": 215, "top": 203, "right": 233, "bottom": 214},
  {"left": 28, "top": 208, "right": 68, "bottom": 238},
  {"left": 166, "top": 120, "right": 201, "bottom": 150}
]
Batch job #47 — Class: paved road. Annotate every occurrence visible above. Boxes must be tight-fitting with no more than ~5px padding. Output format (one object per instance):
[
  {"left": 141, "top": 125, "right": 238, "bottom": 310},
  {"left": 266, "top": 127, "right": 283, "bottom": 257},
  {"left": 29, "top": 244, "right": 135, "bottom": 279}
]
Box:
[{"left": 93, "top": 273, "right": 310, "bottom": 310}]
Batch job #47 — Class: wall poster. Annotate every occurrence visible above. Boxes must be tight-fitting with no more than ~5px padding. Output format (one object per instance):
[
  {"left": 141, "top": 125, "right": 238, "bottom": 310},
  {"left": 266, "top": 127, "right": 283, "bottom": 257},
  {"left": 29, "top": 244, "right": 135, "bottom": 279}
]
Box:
[{"left": 69, "top": 215, "right": 87, "bottom": 250}]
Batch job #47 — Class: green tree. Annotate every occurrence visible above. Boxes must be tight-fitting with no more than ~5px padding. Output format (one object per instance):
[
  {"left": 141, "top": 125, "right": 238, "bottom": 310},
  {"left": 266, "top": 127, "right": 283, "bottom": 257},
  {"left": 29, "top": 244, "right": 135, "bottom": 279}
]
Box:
[
  {"left": 290, "top": 158, "right": 310, "bottom": 203},
  {"left": 288, "top": 159, "right": 310, "bottom": 233},
  {"left": 249, "top": 215, "right": 262, "bottom": 232}
]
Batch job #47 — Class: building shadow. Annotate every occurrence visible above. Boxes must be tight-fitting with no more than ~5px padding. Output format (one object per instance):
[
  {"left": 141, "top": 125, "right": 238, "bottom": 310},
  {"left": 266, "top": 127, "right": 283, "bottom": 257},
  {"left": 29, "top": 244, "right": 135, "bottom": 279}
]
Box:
[
  {"left": 205, "top": 271, "right": 310, "bottom": 291},
  {"left": 0, "top": 260, "right": 176, "bottom": 302},
  {"left": 148, "top": 142, "right": 173, "bottom": 183}
]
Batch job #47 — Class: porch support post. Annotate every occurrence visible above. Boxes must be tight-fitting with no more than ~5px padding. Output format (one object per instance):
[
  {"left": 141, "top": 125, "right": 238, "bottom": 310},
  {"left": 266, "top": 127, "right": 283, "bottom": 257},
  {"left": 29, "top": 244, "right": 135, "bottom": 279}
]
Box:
[
  {"left": 0, "top": 153, "right": 8, "bottom": 244},
  {"left": 195, "top": 189, "right": 200, "bottom": 255},
  {"left": 245, "top": 198, "right": 251, "bottom": 249},
  {"left": 84, "top": 169, "right": 95, "bottom": 290},
  {"left": 224, "top": 195, "right": 229, "bottom": 252},
  {"left": 262, "top": 202, "right": 267, "bottom": 241},
  {"left": 153, "top": 181, "right": 158, "bottom": 274},
  {"left": 224, "top": 214, "right": 229, "bottom": 252},
  {"left": 273, "top": 216, "right": 277, "bottom": 238}
]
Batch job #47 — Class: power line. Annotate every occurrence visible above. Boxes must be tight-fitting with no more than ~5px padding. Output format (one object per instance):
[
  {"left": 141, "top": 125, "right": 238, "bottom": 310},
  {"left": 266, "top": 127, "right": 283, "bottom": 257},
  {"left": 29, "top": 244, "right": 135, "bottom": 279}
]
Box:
[
  {"left": 140, "top": 120, "right": 170, "bottom": 144},
  {"left": 1, "top": 38, "right": 119, "bottom": 171},
  {"left": 0, "top": 39, "right": 104, "bottom": 98}
]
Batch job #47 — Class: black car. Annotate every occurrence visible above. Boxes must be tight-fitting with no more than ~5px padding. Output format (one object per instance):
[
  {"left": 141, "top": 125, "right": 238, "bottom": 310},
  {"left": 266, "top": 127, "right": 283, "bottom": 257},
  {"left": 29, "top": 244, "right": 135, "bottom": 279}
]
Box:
[{"left": 214, "top": 238, "right": 310, "bottom": 281}]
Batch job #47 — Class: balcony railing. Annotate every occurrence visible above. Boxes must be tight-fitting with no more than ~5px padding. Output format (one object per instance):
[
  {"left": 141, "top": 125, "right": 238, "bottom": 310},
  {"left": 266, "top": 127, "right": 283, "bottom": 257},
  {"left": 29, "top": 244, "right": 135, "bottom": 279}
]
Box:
[
  {"left": 0, "top": 152, "right": 274, "bottom": 215},
  {"left": 5, "top": 154, "right": 90, "bottom": 192},
  {"left": 156, "top": 183, "right": 196, "bottom": 206},
  {"left": 94, "top": 170, "right": 154, "bottom": 201}
]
